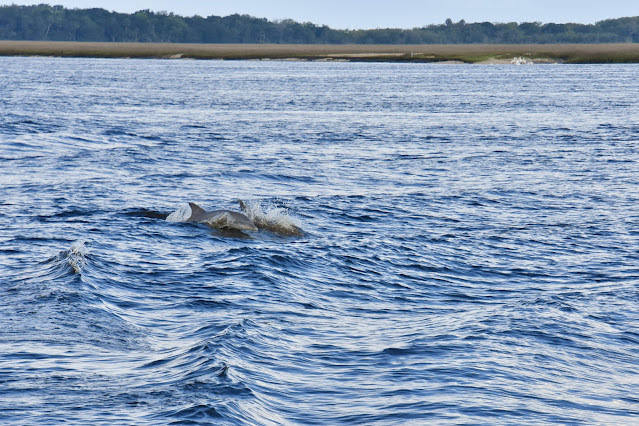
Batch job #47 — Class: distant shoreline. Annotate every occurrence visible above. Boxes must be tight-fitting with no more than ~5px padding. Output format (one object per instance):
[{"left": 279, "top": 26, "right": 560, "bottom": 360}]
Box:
[{"left": 2, "top": 41, "right": 639, "bottom": 63}]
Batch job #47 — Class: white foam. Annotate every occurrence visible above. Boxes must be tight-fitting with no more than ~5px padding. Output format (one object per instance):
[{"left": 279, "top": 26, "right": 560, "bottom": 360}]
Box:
[
  {"left": 240, "top": 200, "right": 303, "bottom": 236},
  {"left": 66, "top": 240, "right": 89, "bottom": 274},
  {"left": 166, "top": 203, "right": 193, "bottom": 222}
]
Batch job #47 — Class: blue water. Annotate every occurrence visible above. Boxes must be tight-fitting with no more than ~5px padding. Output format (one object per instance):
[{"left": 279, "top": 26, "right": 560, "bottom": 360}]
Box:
[{"left": 2, "top": 57, "right": 639, "bottom": 424}]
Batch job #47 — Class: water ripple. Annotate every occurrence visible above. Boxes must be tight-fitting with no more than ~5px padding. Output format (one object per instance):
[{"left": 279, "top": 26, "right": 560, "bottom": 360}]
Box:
[{"left": 1, "top": 58, "right": 639, "bottom": 424}]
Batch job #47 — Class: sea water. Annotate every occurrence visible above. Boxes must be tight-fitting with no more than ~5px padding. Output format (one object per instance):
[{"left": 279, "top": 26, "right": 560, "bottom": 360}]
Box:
[{"left": 1, "top": 57, "right": 639, "bottom": 424}]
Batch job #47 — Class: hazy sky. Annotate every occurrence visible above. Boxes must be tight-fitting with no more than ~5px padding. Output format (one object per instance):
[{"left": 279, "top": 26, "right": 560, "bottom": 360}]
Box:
[{"left": 7, "top": 0, "right": 639, "bottom": 29}]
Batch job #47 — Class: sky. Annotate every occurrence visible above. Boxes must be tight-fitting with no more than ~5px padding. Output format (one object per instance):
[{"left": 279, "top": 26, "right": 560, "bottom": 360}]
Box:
[{"left": 6, "top": 0, "right": 639, "bottom": 29}]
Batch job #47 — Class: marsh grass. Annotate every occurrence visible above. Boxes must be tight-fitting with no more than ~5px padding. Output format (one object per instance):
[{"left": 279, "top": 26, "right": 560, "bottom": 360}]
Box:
[{"left": 2, "top": 41, "right": 639, "bottom": 63}]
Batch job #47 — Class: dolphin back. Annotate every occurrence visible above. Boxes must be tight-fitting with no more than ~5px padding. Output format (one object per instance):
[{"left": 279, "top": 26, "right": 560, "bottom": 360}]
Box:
[
  {"left": 185, "top": 203, "right": 257, "bottom": 231},
  {"left": 202, "top": 210, "right": 258, "bottom": 231}
]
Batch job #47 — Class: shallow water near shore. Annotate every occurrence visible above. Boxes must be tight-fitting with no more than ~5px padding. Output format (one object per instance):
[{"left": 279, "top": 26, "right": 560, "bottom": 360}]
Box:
[{"left": 2, "top": 57, "right": 639, "bottom": 424}]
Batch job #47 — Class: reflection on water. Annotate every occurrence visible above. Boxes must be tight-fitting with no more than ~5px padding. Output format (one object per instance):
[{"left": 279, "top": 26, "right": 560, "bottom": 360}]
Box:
[{"left": 2, "top": 58, "right": 639, "bottom": 424}]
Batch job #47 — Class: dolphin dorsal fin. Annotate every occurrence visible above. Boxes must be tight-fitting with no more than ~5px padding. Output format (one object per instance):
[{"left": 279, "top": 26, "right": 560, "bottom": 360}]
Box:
[{"left": 188, "top": 203, "right": 207, "bottom": 221}]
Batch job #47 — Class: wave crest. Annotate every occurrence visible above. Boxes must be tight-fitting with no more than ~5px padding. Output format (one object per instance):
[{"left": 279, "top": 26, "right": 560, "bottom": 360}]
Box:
[{"left": 50, "top": 240, "right": 90, "bottom": 274}]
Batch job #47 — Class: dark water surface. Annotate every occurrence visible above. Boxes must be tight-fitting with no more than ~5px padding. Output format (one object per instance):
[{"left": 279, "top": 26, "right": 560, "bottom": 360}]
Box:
[{"left": 2, "top": 57, "right": 639, "bottom": 424}]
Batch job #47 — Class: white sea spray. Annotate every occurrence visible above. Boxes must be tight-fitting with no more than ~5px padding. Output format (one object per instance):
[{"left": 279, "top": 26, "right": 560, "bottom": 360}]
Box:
[
  {"left": 166, "top": 203, "right": 193, "bottom": 222},
  {"left": 66, "top": 240, "right": 89, "bottom": 274},
  {"left": 240, "top": 199, "right": 303, "bottom": 236}
]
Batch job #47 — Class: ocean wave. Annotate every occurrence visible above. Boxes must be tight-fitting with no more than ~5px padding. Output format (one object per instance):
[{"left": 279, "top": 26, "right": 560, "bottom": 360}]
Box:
[{"left": 3, "top": 58, "right": 639, "bottom": 424}]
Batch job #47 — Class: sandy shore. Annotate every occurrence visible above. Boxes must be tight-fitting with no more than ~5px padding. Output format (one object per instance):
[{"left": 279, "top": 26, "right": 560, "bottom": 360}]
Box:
[{"left": 2, "top": 41, "right": 639, "bottom": 63}]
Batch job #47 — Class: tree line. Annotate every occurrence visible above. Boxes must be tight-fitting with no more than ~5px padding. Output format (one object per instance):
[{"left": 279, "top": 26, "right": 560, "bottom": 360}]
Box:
[{"left": 1, "top": 4, "right": 639, "bottom": 44}]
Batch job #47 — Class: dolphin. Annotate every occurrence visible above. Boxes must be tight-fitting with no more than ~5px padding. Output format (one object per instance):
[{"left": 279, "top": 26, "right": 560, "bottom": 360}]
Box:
[{"left": 186, "top": 202, "right": 258, "bottom": 232}]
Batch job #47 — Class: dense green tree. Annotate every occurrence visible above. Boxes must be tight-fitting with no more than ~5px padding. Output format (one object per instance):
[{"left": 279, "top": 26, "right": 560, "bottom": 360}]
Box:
[{"left": 1, "top": 4, "right": 639, "bottom": 44}]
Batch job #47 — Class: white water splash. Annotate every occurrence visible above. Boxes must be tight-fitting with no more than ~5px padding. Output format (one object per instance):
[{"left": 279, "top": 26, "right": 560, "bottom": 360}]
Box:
[
  {"left": 239, "top": 199, "right": 304, "bottom": 236},
  {"left": 166, "top": 203, "right": 193, "bottom": 222},
  {"left": 66, "top": 240, "right": 89, "bottom": 274}
]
